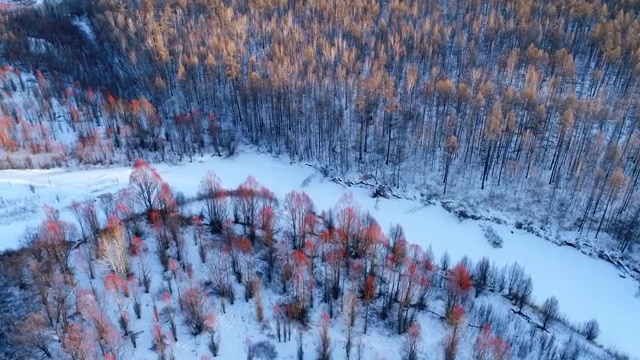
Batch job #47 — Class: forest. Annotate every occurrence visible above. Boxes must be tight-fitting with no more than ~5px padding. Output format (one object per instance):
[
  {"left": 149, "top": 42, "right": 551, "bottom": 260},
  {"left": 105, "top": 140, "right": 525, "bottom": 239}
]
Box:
[
  {"left": 0, "top": 161, "right": 616, "bottom": 359},
  {"left": 2, "top": 0, "right": 640, "bottom": 253}
]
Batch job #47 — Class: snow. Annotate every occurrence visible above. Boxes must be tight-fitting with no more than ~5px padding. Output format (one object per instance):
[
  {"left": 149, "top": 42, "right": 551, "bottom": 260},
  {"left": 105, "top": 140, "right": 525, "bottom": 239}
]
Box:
[
  {"left": 27, "top": 37, "right": 55, "bottom": 54},
  {"left": 0, "top": 151, "right": 639, "bottom": 357},
  {"left": 72, "top": 16, "right": 97, "bottom": 43}
]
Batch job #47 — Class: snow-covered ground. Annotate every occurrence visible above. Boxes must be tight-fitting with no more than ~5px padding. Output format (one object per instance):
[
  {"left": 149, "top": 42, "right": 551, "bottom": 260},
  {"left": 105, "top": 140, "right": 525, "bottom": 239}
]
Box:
[
  {"left": 72, "top": 15, "right": 97, "bottom": 43},
  {"left": 0, "top": 151, "right": 638, "bottom": 357}
]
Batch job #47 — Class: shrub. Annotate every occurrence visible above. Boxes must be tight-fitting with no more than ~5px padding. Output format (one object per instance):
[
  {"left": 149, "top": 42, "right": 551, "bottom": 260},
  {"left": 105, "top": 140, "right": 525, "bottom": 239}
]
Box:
[
  {"left": 581, "top": 319, "right": 600, "bottom": 341},
  {"left": 247, "top": 340, "right": 277, "bottom": 360},
  {"left": 208, "top": 329, "right": 221, "bottom": 357},
  {"left": 558, "top": 336, "right": 584, "bottom": 360},
  {"left": 283, "top": 301, "right": 309, "bottom": 325},
  {"left": 482, "top": 226, "right": 503, "bottom": 248}
]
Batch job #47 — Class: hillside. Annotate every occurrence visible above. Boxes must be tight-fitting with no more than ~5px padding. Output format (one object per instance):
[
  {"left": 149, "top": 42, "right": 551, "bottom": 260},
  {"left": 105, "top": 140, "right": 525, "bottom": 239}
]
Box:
[
  {"left": 0, "top": 154, "right": 636, "bottom": 359},
  {"left": 1, "top": 0, "right": 640, "bottom": 359}
]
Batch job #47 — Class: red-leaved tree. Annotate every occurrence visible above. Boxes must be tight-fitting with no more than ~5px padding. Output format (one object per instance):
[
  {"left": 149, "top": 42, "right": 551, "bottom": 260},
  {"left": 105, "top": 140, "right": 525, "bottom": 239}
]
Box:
[
  {"left": 233, "top": 176, "right": 275, "bottom": 242},
  {"left": 104, "top": 273, "right": 130, "bottom": 298},
  {"left": 362, "top": 274, "right": 376, "bottom": 334},
  {"left": 62, "top": 321, "right": 97, "bottom": 360},
  {"left": 473, "top": 324, "right": 510, "bottom": 360},
  {"left": 77, "top": 289, "right": 122, "bottom": 358},
  {"left": 335, "top": 194, "right": 361, "bottom": 271},
  {"left": 103, "top": 273, "right": 132, "bottom": 339},
  {"left": 283, "top": 191, "right": 315, "bottom": 249},
  {"left": 381, "top": 224, "right": 407, "bottom": 319},
  {"left": 37, "top": 206, "right": 77, "bottom": 277},
  {"left": 316, "top": 312, "right": 332, "bottom": 360},
  {"left": 396, "top": 259, "right": 420, "bottom": 333},
  {"left": 232, "top": 237, "right": 256, "bottom": 301},
  {"left": 403, "top": 323, "right": 421, "bottom": 360},
  {"left": 285, "top": 249, "right": 313, "bottom": 323},
  {"left": 181, "top": 286, "right": 214, "bottom": 336},
  {"left": 323, "top": 247, "right": 343, "bottom": 317},
  {"left": 446, "top": 263, "right": 473, "bottom": 315},
  {"left": 156, "top": 182, "right": 177, "bottom": 216},
  {"left": 444, "top": 305, "right": 465, "bottom": 360},
  {"left": 360, "top": 218, "right": 384, "bottom": 277},
  {"left": 152, "top": 324, "right": 168, "bottom": 360}
]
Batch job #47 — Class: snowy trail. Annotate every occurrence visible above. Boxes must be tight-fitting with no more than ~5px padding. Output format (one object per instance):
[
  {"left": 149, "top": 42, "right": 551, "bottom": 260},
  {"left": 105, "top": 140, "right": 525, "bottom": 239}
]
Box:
[{"left": 0, "top": 152, "right": 638, "bottom": 357}]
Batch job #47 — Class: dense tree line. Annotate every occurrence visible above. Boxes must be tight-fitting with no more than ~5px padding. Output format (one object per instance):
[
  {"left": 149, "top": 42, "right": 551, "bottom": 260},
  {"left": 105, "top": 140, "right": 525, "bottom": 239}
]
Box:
[
  {"left": 0, "top": 163, "right": 617, "bottom": 359},
  {"left": 1, "top": 0, "right": 640, "bottom": 251}
]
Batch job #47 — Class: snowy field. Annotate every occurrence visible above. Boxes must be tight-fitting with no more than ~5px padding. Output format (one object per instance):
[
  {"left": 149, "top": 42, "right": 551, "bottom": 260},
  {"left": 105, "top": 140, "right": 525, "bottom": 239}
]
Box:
[{"left": 0, "top": 151, "right": 639, "bottom": 358}]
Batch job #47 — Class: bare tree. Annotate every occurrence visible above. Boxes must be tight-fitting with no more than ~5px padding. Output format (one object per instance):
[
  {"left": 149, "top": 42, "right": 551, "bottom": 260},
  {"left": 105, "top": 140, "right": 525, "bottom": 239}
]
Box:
[
  {"left": 582, "top": 319, "right": 600, "bottom": 341},
  {"left": 297, "top": 329, "right": 304, "bottom": 360},
  {"left": 27, "top": 259, "right": 73, "bottom": 330},
  {"left": 208, "top": 322, "right": 221, "bottom": 357},
  {"left": 316, "top": 312, "right": 332, "bottom": 360},
  {"left": 473, "top": 257, "right": 491, "bottom": 297},
  {"left": 199, "top": 171, "right": 229, "bottom": 233},
  {"left": 253, "top": 276, "right": 264, "bottom": 322},
  {"left": 129, "top": 159, "right": 162, "bottom": 213},
  {"left": 138, "top": 253, "right": 152, "bottom": 293},
  {"left": 14, "top": 313, "right": 55, "bottom": 358},
  {"left": 98, "top": 193, "right": 117, "bottom": 220},
  {"left": 344, "top": 290, "right": 357, "bottom": 359},
  {"left": 513, "top": 275, "right": 533, "bottom": 313},
  {"left": 208, "top": 248, "right": 235, "bottom": 308},
  {"left": 540, "top": 296, "right": 559, "bottom": 331}
]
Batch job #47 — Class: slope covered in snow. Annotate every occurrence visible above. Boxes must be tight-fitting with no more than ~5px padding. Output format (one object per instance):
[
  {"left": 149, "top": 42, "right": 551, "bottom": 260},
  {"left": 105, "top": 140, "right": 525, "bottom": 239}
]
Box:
[{"left": 0, "top": 151, "right": 638, "bottom": 357}]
